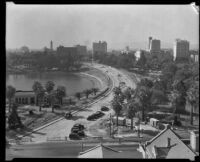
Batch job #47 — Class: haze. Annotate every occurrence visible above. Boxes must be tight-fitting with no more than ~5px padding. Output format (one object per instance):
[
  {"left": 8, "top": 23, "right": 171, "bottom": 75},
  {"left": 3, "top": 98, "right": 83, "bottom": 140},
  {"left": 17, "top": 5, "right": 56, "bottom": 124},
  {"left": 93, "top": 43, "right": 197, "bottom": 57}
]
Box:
[{"left": 6, "top": 3, "right": 199, "bottom": 50}]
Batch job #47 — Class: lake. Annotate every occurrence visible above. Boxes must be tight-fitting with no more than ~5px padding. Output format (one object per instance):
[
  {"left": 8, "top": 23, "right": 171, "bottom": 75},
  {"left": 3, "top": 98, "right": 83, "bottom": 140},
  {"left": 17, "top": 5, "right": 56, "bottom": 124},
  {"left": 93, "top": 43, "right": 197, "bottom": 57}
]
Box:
[{"left": 6, "top": 72, "right": 101, "bottom": 96}]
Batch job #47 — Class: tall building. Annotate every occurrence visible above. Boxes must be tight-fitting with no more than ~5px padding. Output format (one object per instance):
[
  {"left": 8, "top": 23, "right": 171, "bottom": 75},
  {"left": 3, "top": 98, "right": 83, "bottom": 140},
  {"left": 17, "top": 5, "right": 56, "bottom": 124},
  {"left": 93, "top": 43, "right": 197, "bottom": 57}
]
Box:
[
  {"left": 148, "top": 37, "right": 152, "bottom": 50},
  {"left": 50, "top": 40, "right": 53, "bottom": 51},
  {"left": 93, "top": 41, "right": 107, "bottom": 54},
  {"left": 173, "top": 39, "right": 189, "bottom": 61},
  {"left": 149, "top": 39, "right": 161, "bottom": 54}
]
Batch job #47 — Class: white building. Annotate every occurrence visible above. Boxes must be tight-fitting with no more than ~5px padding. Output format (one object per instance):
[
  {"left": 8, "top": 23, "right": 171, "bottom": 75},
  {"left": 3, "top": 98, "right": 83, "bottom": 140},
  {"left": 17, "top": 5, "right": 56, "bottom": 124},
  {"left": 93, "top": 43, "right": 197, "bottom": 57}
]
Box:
[{"left": 173, "top": 39, "right": 189, "bottom": 61}]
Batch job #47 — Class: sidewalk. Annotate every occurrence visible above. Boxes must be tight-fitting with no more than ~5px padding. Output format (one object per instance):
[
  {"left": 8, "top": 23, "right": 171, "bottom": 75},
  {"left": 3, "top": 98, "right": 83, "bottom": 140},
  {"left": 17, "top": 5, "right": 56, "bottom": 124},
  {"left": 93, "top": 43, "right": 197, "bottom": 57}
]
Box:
[{"left": 16, "top": 65, "right": 114, "bottom": 139}]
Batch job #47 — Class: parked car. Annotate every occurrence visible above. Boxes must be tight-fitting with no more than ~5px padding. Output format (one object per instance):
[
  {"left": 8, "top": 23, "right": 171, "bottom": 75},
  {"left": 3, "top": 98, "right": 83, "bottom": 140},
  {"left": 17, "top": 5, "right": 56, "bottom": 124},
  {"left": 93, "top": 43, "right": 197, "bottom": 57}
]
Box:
[
  {"left": 71, "top": 127, "right": 79, "bottom": 133},
  {"left": 65, "top": 112, "right": 72, "bottom": 119},
  {"left": 77, "top": 131, "right": 85, "bottom": 137},
  {"left": 101, "top": 106, "right": 109, "bottom": 111},
  {"left": 87, "top": 115, "right": 96, "bottom": 121},
  {"left": 87, "top": 111, "right": 105, "bottom": 121},
  {"left": 94, "top": 111, "right": 105, "bottom": 118},
  {"left": 73, "top": 123, "right": 85, "bottom": 130},
  {"left": 69, "top": 133, "right": 81, "bottom": 140}
]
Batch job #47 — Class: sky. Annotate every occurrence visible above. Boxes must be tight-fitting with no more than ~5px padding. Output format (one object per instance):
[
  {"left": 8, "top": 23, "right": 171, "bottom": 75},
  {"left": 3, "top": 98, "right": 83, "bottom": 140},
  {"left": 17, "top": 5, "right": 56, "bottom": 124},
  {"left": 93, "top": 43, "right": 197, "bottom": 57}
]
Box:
[{"left": 6, "top": 3, "right": 199, "bottom": 50}]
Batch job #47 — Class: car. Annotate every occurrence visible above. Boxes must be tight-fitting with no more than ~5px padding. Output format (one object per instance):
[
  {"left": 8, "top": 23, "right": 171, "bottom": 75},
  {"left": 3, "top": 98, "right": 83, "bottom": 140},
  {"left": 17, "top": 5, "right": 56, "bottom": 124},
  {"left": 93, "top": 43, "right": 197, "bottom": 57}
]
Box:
[
  {"left": 65, "top": 112, "right": 72, "bottom": 119},
  {"left": 73, "top": 124, "right": 85, "bottom": 130},
  {"left": 53, "top": 104, "right": 61, "bottom": 109},
  {"left": 77, "top": 131, "right": 85, "bottom": 137},
  {"left": 94, "top": 111, "right": 105, "bottom": 117},
  {"left": 71, "top": 127, "right": 79, "bottom": 133},
  {"left": 69, "top": 133, "right": 81, "bottom": 140},
  {"left": 87, "top": 115, "right": 95, "bottom": 121},
  {"left": 101, "top": 106, "right": 109, "bottom": 111},
  {"left": 87, "top": 111, "right": 105, "bottom": 121}
]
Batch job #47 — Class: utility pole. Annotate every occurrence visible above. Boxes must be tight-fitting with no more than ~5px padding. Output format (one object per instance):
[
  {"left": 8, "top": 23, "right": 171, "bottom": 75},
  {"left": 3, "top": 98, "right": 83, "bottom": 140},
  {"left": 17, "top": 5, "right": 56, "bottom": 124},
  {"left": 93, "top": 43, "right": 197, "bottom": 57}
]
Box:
[{"left": 110, "top": 113, "right": 112, "bottom": 137}]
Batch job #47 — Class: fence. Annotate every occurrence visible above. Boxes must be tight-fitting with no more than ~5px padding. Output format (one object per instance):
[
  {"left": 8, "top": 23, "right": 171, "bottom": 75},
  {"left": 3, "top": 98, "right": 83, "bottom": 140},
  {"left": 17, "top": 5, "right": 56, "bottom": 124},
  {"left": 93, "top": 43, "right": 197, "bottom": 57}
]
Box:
[
  {"left": 46, "top": 136, "right": 68, "bottom": 142},
  {"left": 8, "top": 137, "right": 33, "bottom": 145}
]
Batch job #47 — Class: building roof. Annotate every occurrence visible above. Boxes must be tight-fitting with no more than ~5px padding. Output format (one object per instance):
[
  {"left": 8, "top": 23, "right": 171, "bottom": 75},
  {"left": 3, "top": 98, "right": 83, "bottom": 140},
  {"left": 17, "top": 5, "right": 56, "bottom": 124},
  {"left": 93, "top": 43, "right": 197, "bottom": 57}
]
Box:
[
  {"left": 144, "top": 127, "right": 198, "bottom": 160},
  {"left": 15, "top": 91, "right": 35, "bottom": 97},
  {"left": 78, "top": 144, "right": 120, "bottom": 158}
]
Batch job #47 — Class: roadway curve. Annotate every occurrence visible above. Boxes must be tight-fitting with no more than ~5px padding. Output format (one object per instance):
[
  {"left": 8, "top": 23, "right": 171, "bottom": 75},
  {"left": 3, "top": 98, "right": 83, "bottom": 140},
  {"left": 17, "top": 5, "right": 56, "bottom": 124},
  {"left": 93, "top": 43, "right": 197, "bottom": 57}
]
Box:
[{"left": 18, "top": 63, "right": 136, "bottom": 143}]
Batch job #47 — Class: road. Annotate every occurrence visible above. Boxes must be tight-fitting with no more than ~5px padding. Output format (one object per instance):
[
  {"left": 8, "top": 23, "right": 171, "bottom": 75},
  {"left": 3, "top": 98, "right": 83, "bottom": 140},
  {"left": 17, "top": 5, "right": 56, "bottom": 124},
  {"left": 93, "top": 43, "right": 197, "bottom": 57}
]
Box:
[{"left": 14, "top": 63, "right": 137, "bottom": 143}]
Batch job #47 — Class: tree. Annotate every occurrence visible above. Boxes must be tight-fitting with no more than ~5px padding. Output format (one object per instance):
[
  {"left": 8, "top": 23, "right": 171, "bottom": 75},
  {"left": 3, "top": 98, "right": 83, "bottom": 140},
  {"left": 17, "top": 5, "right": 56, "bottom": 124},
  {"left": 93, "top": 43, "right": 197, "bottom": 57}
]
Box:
[
  {"left": 91, "top": 88, "right": 99, "bottom": 96},
  {"left": 113, "top": 86, "right": 122, "bottom": 96},
  {"left": 6, "top": 85, "right": 16, "bottom": 113},
  {"left": 49, "top": 91, "right": 57, "bottom": 112},
  {"left": 45, "top": 81, "right": 55, "bottom": 105},
  {"left": 138, "top": 78, "right": 154, "bottom": 89},
  {"left": 8, "top": 103, "right": 23, "bottom": 129},
  {"left": 123, "top": 87, "right": 132, "bottom": 101},
  {"left": 126, "top": 100, "right": 138, "bottom": 130},
  {"left": 137, "top": 51, "right": 146, "bottom": 69},
  {"left": 186, "top": 82, "right": 199, "bottom": 125},
  {"left": 56, "top": 86, "right": 66, "bottom": 105},
  {"left": 111, "top": 97, "right": 123, "bottom": 128},
  {"left": 32, "top": 81, "right": 45, "bottom": 111},
  {"left": 75, "top": 92, "right": 81, "bottom": 100},
  {"left": 83, "top": 89, "right": 92, "bottom": 99},
  {"left": 136, "top": 86, "right": 152, "bottom": 121},
  {"left": 172, "top": 80, "right": 187, "bottom": 112},
  {"left": 151, "top": 89, "right": 168, "bottom": 105}
]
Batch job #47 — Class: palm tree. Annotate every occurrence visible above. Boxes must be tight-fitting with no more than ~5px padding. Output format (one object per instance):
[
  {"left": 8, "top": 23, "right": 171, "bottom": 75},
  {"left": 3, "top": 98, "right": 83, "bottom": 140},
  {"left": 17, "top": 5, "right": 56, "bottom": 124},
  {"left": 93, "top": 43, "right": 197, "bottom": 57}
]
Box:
[
  {"left": 49, "top": 90, "right": 58, "bottom": 112},
  {"left": 123, "top": 87, "right": 132, "bottom": 101},
  {"left": 6, "top": 85, "right": 16, "bottom": 113},
  {"left": 136, "top": 86, "right": 152, "bottom": 121},
  {"left": 111, "top": 96, "right": 123, "bottom": 128},
  {"left": 45, "top": 81, "right": 55, "bottom": 105},
  {"left": 186, "top": 83, "right": 199, "bottom": 125},
  {"left": 32, "top": 81, "right": 45, "bottom": 111},
  {"left": 56, "top": 86, "right": 66, "bottom": 105},
  {"left": 126, "top": 100, "right": 137, "bottom": 130},
  {"left": 91, "top": 88, "right": 99, "bottom": 95},
  {"left": 75, "top": 92, "right": 81, "bottom": 100}
]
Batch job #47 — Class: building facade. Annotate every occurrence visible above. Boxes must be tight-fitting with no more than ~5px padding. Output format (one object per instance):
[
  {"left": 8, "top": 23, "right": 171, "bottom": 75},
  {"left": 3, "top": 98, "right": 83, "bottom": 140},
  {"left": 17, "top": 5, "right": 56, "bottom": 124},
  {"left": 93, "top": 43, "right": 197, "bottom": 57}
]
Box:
[
  {"left": 56, "top": 46, "right": 78, "bottom": 56},
  {"left": 173, "top": 39, "right": 190, "bottom": 61},
  {"left": 190, "top": 50, "right": 199, "bottom": 62},
  {"left": 138, "top": 127, "right": 198, "bottom": 160},
  {"left": 93, "top": 41, "right": 107, "bottom": 54},
  {"left": 14, "top": 91, "right": 48, "bottom": 105},
  {"left": 75, "top": 45, "right": 87, "bottom": 55},
  {"left": 150, "top": 39, "right": 161, "bottom": 54}
]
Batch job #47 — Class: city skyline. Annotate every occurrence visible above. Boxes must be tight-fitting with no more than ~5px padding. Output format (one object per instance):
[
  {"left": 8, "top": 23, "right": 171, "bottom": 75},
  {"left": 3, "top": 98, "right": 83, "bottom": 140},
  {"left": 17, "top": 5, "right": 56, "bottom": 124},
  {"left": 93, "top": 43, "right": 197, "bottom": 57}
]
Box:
[{"left": 6, "top": 3, "right": 199, "bottom": 50}]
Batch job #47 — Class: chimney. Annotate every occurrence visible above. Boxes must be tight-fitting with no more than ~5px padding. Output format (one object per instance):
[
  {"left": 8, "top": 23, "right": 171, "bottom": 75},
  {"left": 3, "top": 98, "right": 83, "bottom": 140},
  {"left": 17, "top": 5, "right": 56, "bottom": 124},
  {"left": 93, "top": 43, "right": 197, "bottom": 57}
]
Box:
[
  {"left": 167, "top": 138, "right": 171, "bottom": 147},
  {"left": 190, "top": 130, "right": 199, "bottom": 152}
]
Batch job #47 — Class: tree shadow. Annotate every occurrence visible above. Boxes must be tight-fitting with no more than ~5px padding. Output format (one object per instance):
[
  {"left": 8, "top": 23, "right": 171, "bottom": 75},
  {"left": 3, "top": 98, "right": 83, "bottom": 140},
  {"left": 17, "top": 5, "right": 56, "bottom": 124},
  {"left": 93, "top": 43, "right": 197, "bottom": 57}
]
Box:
[{"left": 17, "top": 126, "right": 47, "bottom": 138}]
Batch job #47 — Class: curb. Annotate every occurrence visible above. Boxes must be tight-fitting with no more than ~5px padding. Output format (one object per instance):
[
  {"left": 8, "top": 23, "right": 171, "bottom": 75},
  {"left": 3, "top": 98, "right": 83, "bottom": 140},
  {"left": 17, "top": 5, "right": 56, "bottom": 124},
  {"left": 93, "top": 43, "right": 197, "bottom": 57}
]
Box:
[{"left": 17, "top": 65, "right": 114, "bottom": 139}]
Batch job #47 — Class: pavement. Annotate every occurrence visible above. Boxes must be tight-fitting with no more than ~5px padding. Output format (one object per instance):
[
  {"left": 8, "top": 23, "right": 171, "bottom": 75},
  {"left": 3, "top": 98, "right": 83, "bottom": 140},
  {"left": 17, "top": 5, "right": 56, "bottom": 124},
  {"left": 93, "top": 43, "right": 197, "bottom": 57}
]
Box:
[{"left": 12, "top": 63, "right": 137, "bottom": 144}]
